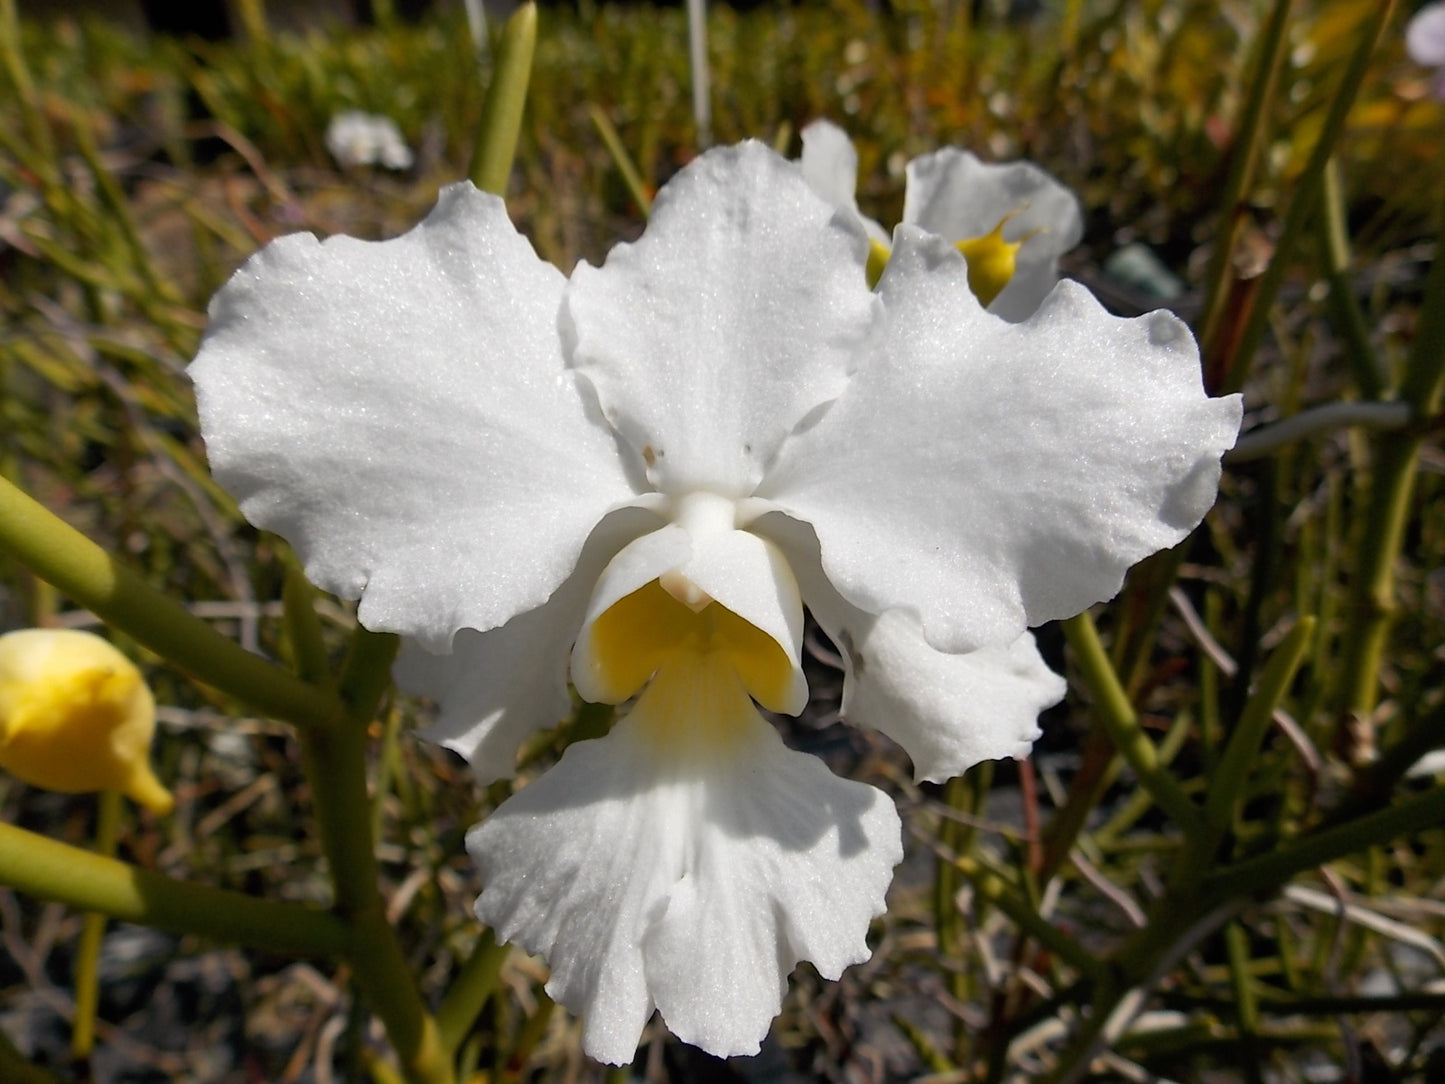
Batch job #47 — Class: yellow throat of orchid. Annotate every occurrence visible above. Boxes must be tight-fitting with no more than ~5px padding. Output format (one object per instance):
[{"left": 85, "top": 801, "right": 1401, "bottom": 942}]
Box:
[
  {"left": 583, "top": 578, "right": 797, "bottom": 757},
  {"left": 867, "top": 207, "right": 1040, "bottom": 308},
  {"left": 0, "top": 628, "right": 174, "bottom": 814}
]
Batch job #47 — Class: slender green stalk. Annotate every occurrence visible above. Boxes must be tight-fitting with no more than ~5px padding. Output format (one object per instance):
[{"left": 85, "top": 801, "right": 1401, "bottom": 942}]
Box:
[
  {"left": 1226, "top": 401, "right": 1411, "bottom": 463},
  {"left": 1318, "top": 159, "right": 1384, "bottom": 399},
  {"left": 71, "top": 789, "right": 122, "bottom": 1059},
  {"left": 1202, "top": 616, "right": 1316, "bottom": 840},
  {"left": 0, "top": 1027, "right": 62, "bottom": 1084},
  {"left": 0, "top": 476, "right": 344, "bottom": 732},
  {"left": 1062, "top": 613, "right": 1202, "bottom": 836},
  {"left": 436, "top": 931, "right": 511, "bottom": 1054},
  {"left": 1202, "top": 784, "right": 1445, "bottom": 902},
  {"left": 1223, "top": 0, "right": 1397, "bottom": 394},
  {"left": 469, "top": 2, "right": 537, "bottom": 196},
  {"left": 1339, "top": 200, "right": 1445, "bottom": 718},
  {"left": 588, "top": 104, "right": 653, "bottom": 215},
  {"left": 1195, "top": 0, "right": 1294, "bottom": 367},
  {"left": 0, "top": 822, "right": 348, "bottom": 957},
  {"left": 1224, "top": 922, "right": 1264, "bottom": 1084},
  {"left": 951, "top": 852, "right": 1108, "bottom": 983}
]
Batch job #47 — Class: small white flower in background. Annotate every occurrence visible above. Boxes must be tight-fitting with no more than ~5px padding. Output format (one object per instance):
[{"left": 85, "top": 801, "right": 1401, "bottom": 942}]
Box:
[
  {"left": 800, "top": 118, "right": 1084, "bottom": 321},
  {"left": 324, "top": 110, "right": 414, "bottom": 171},
  {"left": 1407, "top": 2, "right": 1445, "bottom": 99},
  {"left": 190, "top": 141, "right": 1240, "bottom": 1063}
]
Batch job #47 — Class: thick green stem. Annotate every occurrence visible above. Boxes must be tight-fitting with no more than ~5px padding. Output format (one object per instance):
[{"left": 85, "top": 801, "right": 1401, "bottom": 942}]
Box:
[
  {"left": 298, "top": 628, "right": 446, "bottom": 1083},
  {"left": 436, "top": 931, "right": 510, "bottom": 1055},
  {"left": 469, "top": 2, "right": 537, "bottom": 196},
  {"left": 0, "top": 476, "right": 344, "bottom": 732},
  {"left": 0, "top": 822, "right": 349, "bottom": 957}
]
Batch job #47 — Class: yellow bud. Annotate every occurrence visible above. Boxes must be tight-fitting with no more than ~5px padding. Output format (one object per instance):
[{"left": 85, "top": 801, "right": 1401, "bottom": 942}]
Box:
[
  {"left": 0, "top": 629, "right": 173, "bottom": 814},
  {"left": 955, "top": 208, "right": 1039, "bottom": 308}
]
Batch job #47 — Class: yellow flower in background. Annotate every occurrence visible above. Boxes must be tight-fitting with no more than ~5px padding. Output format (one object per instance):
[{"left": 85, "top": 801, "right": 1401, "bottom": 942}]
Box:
[{"left": 0, "top": 628, "right": 173, "bottom": 814}]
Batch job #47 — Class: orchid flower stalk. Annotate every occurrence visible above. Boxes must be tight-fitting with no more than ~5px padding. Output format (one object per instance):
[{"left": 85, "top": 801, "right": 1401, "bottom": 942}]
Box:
[{"left": 189, "top": 140, "right": 1240, "bottom": 1063}]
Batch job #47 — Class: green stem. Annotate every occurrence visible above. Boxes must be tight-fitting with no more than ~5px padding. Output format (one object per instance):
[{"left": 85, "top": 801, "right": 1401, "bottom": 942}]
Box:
[
  {"left": 0, "top": 476, "right": 344, "bottom": 732},
  {"left": 469, "top": 2, "right": 537, "bottom": 196},
  {"left": 1224, "top": 922, "right": 1264, "bottom": 1084},
  {"left": 1338, "top": 206, "right": 1445, "bottom": 718},
  {"left": 298, "top": 628, "right": 446, "bottom": 1084},
  {"left": 1202, "top": 616, "right": 1316, "bottom": 841},
  {"left": 1202, "top": 784, "right": 1445, "bottom": 903},
  {"left": 283, "top": 567, "right": 331, "bottom": 685},
  {"left": 0, "top": 822, "right": 348, "bottom": 957},
  {"left": 1222, "top": 0, "right": 1397, "bottom": 394},
  {"left": 952, "top": 852, "right": 1108, "bottom": 983},
  {"left": 71, "top": 789, "right": 122, "bottom": 1059},
  {"left": 587, "top": 103, "right": 653, "bottom": 215},
  {"left": 1318, "top": 158, "right": 1384, "bottom": 399},
  {"left": 1195, "top": 0, "right": 1294, "bottom": 367},
  {"left": 0, "top": 1027, "right": 62, "bottom": 1084},
  {"left": 1225, "top": 401, "right": 1412, "bottom": 463},
  {"left": 1062, "top": 613, "right": 1202, "bottom": 836},
  {"left": 436, "top": 931, "right": 510, "bottom": 1055}
]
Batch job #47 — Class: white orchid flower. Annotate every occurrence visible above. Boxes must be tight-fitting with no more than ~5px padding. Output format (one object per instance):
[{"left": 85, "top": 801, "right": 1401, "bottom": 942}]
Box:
[
  {"left": 800, "top": 118, "right": 1084, "bottom": 321},
  {"left": 190, "top": 141, "right": 1240, "bottom": 1063},
  {"left": 1408, "top": 2, "right": 1445, "bottom": 100},
  {"left": 325, "top": 110, "right": 415, "bottom": 171}
]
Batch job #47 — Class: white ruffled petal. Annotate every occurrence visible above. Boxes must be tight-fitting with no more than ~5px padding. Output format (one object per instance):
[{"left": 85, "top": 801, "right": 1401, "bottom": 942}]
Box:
[
  {"left": 468, "top": 688, "right": 901, "bottom": 1064},
  {"left": 397, "top": 507, "right": 663, "bottom": 784},
  {"left": 761, "top": 228, "right": 1242, "bottom": 655},
  {"left": 190, "top": 183, "right": 636, "bottom": 649},
  {"left": 761, "top": 515, "right": 1064, "bottom": 782},
  {"left": 903, "top": 148, "right": 1083, "bottom": 320},
  {"left": 563, "top": 142, "right": 880, "bottom": 498},
  {"left": 798, "top": 120, "right": 889, "bottom": 245}
]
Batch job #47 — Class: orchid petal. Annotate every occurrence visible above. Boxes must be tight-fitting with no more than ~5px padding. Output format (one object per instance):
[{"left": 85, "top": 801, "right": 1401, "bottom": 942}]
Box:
[
  {"left": 799, "top": 119, "right": 889, "bottom": 244},
  {"left": 563, "top": 142, "right": 880, "bottom": 498},
  {"left": 761, "top": 228, "right": 1242, "bottom": 654},
  {"left": 1408, "top": 3, "right": 1445, "bottom": 67},
  {"left": 760, "top": 514, "right": 1065, "bottom": 782},
  {"left": 398, "top": 507, "right": 663, "bottom": 784},
  {"left": 469, "top": 692, "right": 901, "bottom": 1064},
  {"left": 903, "top": 148, "right": 1083, "bottom": 320},
  {"left": 190, "top": 183, "right": 636, "bottom": 650}
]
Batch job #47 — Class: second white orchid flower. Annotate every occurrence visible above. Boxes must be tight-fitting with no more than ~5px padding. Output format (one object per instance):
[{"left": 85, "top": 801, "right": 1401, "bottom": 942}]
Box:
[
  {"left": 191, "top": 141, "right": 1239, "bottom": 1063},
  {"left": 799, "top": 118, "right": 1084, "bottom": 320}
]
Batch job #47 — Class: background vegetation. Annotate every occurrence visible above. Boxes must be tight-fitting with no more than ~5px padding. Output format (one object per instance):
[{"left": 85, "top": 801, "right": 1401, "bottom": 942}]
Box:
[{"left": 1, "top": 0, "right": 1443, "bottom": 1080}]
